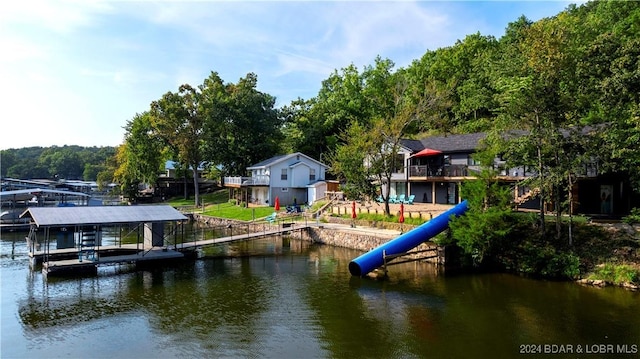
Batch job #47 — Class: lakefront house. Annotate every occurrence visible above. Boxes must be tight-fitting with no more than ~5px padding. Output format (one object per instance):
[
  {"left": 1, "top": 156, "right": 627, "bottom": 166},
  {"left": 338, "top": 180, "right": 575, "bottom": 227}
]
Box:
[
  {"left": 385, "top": 132, "right": 638, "bottom": 217},
  {"left": 223, "top": 152, "right": 328, "bottom": 208}
]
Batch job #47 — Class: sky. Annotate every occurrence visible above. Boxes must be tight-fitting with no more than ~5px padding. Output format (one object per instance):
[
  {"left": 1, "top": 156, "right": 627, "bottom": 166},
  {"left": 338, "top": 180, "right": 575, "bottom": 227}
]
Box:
[{"left": 0, "top": 0, "right": 580, "bottom": 150}]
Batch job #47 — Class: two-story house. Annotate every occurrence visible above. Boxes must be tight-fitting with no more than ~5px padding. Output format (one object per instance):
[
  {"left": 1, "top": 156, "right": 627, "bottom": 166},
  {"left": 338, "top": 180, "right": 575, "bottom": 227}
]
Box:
[
  {"left": 385, "top": 131, "right": 637, "bottom": 216},
  {"left": 224, "top": 152, "right": 328, "bottom": 207}
]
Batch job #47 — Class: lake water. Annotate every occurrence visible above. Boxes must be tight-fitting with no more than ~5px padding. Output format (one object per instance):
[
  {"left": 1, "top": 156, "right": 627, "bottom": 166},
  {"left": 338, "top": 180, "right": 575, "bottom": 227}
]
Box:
[{"left": 1, "top": 228, "right": 639, "bottom": 358}]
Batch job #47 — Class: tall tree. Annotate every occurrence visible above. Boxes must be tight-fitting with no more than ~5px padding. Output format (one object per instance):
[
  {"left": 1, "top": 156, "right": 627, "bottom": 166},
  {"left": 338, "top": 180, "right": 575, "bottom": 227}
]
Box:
[
  {"left": 201, "top": 72, "right": 281, "bottom": 176},
  {"left": 331, "top": 58, "right": 451, "bottom": 215},
  {"left": 113, "top": 112, "right": 165, "bottom": 200},
  {"left": 150, "top": 85, "right": 206, "bottom": 205}
]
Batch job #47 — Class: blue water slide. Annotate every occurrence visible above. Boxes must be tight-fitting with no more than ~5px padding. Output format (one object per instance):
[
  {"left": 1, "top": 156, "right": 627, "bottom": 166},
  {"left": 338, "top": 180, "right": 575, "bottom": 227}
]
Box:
[{"left": 348, "top": 200, "right": 469, "bottom": 277}]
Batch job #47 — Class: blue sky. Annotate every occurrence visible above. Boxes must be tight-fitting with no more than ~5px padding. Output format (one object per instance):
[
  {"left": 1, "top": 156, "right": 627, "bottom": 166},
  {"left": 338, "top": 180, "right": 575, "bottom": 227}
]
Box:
[{"left": 0, "top": 1, "right": 579, "bottom": 150}]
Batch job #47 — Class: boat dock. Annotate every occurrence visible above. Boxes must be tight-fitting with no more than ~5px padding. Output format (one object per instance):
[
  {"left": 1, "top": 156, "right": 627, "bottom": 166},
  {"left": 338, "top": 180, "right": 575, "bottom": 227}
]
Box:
[
  {"left": 20, "top": 205, "right": 311, "bottom": 277},
  {"left": 41, "top": 247, "right": 185, "bottom": 276},
  {"left": 21, "top": 205, "right": 190, "bottom": 277}
]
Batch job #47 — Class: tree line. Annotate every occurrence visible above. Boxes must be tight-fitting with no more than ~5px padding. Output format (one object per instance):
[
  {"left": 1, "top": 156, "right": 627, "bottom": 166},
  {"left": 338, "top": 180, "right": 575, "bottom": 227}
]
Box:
[
  {"left": 1, "top": 145, "right": 115, "bottom": 182},
  {"left": 4, "top": 0, "right": 638, "bottom": 220}
]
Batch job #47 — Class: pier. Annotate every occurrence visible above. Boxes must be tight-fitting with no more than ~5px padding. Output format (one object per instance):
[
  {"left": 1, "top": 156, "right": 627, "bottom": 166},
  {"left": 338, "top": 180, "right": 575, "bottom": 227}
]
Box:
[
  {"left": 21, "top": 205, "right": 189, "bottom": 277},
  {"left": 20, "top": 205, "right": 310, "bottom": 277}
]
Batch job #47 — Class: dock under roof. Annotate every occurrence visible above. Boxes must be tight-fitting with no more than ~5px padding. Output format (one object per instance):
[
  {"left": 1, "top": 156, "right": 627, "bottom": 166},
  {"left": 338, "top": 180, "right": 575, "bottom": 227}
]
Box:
[{"left": 21, "top": 205, "right": 188, "bottom": 227}]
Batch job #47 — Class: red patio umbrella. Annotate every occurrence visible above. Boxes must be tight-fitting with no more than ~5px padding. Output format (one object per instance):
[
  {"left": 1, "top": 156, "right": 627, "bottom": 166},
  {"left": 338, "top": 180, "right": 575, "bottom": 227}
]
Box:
[
  {"left": 274, "top": 196, "right": 280, "bottom": 211},
  {"left": 351, "top": 201, "right": 357, "bottom": 219},
  {"left": 413, "top": 148, "right": 442, "bottom": 157}
]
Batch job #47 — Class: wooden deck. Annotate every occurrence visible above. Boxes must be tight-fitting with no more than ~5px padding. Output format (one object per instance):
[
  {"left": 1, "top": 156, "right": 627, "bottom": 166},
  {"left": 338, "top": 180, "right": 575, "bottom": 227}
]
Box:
[{"left": 42, "top": 248, "right": 184, "bottom": 276}]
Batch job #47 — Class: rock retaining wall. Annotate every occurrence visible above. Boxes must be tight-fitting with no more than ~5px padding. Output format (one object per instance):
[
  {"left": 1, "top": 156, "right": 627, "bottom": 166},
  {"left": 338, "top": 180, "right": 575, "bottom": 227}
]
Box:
[
  {"left": 191, "top": 214, "right": 446, "bottom": 265},
  {"left": 299, "top": 226, "right": 442, "bottom": 264}
]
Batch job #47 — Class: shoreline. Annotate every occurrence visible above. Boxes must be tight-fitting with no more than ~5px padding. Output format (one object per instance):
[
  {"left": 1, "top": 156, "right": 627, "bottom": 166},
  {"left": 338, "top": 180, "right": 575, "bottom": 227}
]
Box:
[{"left": 191, "top": 209, "right": 640, "bottom": 290}]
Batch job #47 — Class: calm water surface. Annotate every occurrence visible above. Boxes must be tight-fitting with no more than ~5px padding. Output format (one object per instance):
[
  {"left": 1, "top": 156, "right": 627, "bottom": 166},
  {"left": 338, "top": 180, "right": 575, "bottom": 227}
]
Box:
[{"left": 1, "top": 227, "right": 639, "bottom": 358}]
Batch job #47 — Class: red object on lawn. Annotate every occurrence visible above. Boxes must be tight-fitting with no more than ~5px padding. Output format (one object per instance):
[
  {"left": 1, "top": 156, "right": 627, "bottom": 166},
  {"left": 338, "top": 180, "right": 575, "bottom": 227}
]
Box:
[
  {"left": 351, "top": 201, "right": 357, "bottom": 219},
  {"left": 274, "top": 196, "right": 280, "bottom": 211},
  {"left": 399, "top": 203, "right": 405, "bottom": 223}
]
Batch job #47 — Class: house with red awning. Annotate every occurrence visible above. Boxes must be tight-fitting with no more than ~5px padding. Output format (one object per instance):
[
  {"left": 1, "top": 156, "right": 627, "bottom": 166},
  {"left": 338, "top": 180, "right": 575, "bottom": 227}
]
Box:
[{"left": 382, "top": 131, "right": 637, "bottom": 217}]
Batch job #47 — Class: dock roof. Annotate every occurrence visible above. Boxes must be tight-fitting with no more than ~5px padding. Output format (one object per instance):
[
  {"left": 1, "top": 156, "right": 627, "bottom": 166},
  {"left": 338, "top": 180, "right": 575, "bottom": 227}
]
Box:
[
  {"left": 20, "top": 205, "right": 188, "bottom": 227},
  {"left": 0, "top": 188, "right": 90, "bottom": 200}
]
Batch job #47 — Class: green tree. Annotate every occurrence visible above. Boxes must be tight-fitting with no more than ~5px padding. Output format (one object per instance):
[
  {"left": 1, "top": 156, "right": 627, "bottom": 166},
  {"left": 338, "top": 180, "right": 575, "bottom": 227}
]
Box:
[
  {"left": 283, "top": 64, "right": 368, "bottom": 160},
  {"left": 150, "top": 85, "right": 206, "bottom": 205},
  {"left": 114, "top": 113, "right": 165, "bottom": 200},
  {"left": 331, "top": 58, "right": 451, "bottom": 215},
  {"left": 201, "top": 72, "right": 281, "bottom": 176}
]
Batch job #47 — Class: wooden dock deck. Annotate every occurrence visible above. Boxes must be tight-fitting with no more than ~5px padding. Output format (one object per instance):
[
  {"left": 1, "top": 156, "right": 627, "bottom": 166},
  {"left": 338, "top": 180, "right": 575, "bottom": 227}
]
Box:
[{"left": 42, "top": 248, "right": 185, "bottom": 276}]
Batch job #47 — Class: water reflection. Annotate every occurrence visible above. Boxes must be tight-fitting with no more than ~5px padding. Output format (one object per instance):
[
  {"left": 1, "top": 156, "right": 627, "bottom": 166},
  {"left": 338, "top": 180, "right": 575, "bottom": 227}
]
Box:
[{"left": 3, "top": 230, "right": 640, "bottom": 359}]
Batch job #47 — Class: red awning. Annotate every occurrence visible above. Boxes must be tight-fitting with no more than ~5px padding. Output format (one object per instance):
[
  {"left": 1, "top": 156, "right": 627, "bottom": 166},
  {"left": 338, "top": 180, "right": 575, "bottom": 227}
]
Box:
[{"left": 413, "top": 148, "right": 442, "bottom": 157}]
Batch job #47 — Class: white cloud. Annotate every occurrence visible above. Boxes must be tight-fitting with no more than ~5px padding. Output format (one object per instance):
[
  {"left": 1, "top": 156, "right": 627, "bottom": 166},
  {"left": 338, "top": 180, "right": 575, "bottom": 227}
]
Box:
[
  {"left": 0, "top": 0, "right": 581, "bottom": 150},
  {"left": 0, "top": 0, "right": 113, "bottom": 33}
]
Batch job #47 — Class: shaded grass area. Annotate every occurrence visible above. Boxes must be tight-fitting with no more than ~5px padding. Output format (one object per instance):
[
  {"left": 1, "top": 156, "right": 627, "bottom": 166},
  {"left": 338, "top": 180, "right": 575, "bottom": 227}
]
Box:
[{"left": 166, "top": 190, "right": 228, "bottom": 207}]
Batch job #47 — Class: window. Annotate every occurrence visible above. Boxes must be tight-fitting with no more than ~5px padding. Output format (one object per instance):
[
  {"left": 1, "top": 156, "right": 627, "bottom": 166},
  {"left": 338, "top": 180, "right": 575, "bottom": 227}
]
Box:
[
  {"left": 394, "top": 154, "right": 405, "bottom": 173},
  {"left": 281, "top": 168, "right": 287, "bottom": 180},
  {"left": 309, "top": 168, "right": 316, "bottom": 181}
]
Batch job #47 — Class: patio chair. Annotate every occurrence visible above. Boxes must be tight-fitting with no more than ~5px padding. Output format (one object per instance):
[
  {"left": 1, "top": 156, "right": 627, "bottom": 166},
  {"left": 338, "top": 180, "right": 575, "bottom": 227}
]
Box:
[
  {"left": 388, "top": 195, "right": 398, "bottom": 203},
  {"left": 404, "top": 194, "right": 415, "bottom": 204},
  {"left": 397, "top": 194, "right": 406, "bottom": 204},
  {"left": 266, "top": 212, "right": 277, "bottom": 223},
  {"left": 376, "top": 195, "right": 384, "bottom": 203}
]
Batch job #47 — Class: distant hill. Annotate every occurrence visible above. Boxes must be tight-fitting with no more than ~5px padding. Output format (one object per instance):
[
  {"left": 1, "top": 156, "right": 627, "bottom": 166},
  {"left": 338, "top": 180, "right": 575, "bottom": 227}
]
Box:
[{"left": 1, "top": 145, "right": 117, "bottom": 181}]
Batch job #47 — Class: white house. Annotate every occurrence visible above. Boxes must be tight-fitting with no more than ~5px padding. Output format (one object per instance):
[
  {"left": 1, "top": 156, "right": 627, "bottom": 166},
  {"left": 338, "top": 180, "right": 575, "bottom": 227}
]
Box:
[{"left": 224, "top": 152, "right": 328, "bottom": 207}]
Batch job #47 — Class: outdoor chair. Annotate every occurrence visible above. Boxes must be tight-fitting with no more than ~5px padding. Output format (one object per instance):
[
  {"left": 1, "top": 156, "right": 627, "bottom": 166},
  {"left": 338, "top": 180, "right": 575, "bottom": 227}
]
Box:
[
  {"left": 404, "top": 194, "right": 415, "bottom": 204},
  {"left": 265, "top": 212, "right": 277, "bottom": 223},
  {"left": 388, "top": 195, "right": 398, "bottom": 203},
  {"left": 397, "top": 194, "right": 406, "bottom": 204}
]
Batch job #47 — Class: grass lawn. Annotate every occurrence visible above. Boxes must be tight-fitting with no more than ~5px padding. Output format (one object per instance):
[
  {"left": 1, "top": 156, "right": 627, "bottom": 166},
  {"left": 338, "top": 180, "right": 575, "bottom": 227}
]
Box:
[
  {"left": 167, "top": 189, "right": 307, "bottom": 221},
  {"left": 167, "top": 190, "right": 229, "bottom": 207},
  {"left": 168, "top": 191, "right": 274, "bottom": 220},
  {"left": 202, "top": 202, "right": 275, "bottom": 221}
]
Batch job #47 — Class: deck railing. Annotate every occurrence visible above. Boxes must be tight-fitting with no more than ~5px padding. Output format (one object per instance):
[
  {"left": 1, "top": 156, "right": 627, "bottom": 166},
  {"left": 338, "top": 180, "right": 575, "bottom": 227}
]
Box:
[
  {"left": 409, "top": 165, "right": 475, "bottom": 177},
  {"left": 223, "top": 176, "right": 270, "bottom": 186}
]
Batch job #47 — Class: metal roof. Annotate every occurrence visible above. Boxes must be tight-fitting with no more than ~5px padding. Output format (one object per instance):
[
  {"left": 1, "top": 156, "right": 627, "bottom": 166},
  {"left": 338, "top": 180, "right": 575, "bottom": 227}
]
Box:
[
  {"left": 20, "top": 205, "right": 188, "bottom": 227},
  {"left": 0, "top": 188, "right": 90, "bottom": 199}
]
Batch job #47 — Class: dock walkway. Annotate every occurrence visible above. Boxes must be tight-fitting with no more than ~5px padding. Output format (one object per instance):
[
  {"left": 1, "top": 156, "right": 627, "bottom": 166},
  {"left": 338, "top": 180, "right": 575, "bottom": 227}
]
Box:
[
  {"left": 36, "top": 223, "right": 310, "bottom": 276},
  {"left": 172, "top": 223, "right": 310, "bottom": 250}
]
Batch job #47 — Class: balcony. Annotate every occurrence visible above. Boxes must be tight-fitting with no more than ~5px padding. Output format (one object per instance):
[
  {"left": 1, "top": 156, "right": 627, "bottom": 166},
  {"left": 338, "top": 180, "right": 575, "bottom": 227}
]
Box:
[
  {"left": 223, "top": 175, "right": 270, "bottom": 187},
  {"left": 409, "top": 165, "right": 477, "bottom": 178}
]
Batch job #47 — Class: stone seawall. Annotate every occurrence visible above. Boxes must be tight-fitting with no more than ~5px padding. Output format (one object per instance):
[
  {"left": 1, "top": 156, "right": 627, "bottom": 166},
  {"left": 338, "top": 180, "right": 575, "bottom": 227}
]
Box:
[
  {"left": 301, "top": 227, "right": 443, "bottom": 264},
  {"left": 191, "top": 213, "right": 446, "bottom": 265},
  {"left": 303, "top": 226, "right": 395, "bottom": 252}
]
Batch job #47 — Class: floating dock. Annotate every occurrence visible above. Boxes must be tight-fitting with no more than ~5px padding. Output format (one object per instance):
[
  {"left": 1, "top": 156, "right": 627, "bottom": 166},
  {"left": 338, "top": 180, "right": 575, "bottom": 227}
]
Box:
[{"left": 41, "top": 247, "right": 185, "bottom": 276}]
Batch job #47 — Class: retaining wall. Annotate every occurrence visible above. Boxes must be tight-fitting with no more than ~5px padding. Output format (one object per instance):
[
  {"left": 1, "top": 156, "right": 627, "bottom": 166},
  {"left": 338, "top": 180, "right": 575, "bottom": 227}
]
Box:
[{"left": 191, "top": 213, "right": 446, "bottom": 264}]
